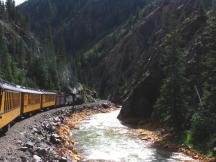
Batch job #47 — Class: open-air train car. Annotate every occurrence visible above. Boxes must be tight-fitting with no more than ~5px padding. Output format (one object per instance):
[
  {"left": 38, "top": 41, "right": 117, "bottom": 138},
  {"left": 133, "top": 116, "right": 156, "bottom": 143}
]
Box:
[
  {"left": 22, "top": 89, "right": 43, "bottom": 114},
  {"left": 0, "top": 82, "right": 22, "bottom": 129},
  {"left": 0, "top": 81, "right": 58, "bottom": 129},
  {"left": 42, "top": 92, "right": 56, "bottom": 108},
  {"left": 55, "top": 93, "right": 65, "bottom": 106}
]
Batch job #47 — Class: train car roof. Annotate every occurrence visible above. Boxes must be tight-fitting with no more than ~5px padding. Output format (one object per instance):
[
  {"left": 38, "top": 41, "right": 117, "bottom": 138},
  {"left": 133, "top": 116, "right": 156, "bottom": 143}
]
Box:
[
  {"left": 0, "top": 81, "right": 56, "bottom": 95},
  {"left": 41, "top": 91, "right": 57, "bottom": 95},
  {"left": 0, "top": 82, "right": 42, "bottom": 94}
]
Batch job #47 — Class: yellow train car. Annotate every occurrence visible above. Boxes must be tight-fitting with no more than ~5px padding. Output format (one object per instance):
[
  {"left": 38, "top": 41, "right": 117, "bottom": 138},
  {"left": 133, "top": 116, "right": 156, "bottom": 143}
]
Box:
[
  {"left": 0, "top": 81, "right": 59, "bottom": 130},
  {"left": 0, "top": 82, "right": 22, "bottom": 129},
  {"left": 56, "top": 94, "right": 65, "bottom": 106},
  {"left": 42, "top": 92, "right": 56, "bottom": 108},
  {"left": 22, "top": 90, "right": 43, "bottom": 114}
]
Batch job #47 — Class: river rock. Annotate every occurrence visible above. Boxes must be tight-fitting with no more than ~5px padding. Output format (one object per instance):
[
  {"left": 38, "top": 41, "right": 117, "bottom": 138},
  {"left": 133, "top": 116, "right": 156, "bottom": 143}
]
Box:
[
  {"left": 54, "top": 117, "right": 61, "bottom": 122},
  {"left": 35, "top": 147, "right": 48, "bottom": 156},
  {"left": 16, "top": 140, "right": 23, "bottom": 145},
  {"left": 50, "top": 134, "right": 61, "bottom": 144},
  {"left": 32, "top": 128, "right": 39, "bottom": 133},
  {"left": 25, "top": 141, "right": 34, "bottom": 149},
  {"left": 20, "top": 156, "right": 28, "bottom": 162},
  {"left": 33, "top": 155, "right": 42, "bottom": 162},
  {"left": 102, "top": 102, "right": 112, "bottom": 108},
  {"left": 59, "top": 157, "right": 67, "bottom": 162},
  {"left": 19, "top": 147, "right": 28, "bottom": 152},
  {"left": 44, "top": 123, "right": 56, "bottom": 132}
]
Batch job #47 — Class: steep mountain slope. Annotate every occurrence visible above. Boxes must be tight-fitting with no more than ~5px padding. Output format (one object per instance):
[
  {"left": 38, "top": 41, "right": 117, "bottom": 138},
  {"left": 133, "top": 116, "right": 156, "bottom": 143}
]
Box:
[
  {"left": 19, "top": 0, "right": 215, "bottom": 123},
  {"left": 0, "top": 0, "right": 68, "bottom": 89},
  {"left": 19, "top": 0, "right": 148, "bottom": 55},
  {"left": 79, "top": 0, "right": 204, "bottom": 100}
]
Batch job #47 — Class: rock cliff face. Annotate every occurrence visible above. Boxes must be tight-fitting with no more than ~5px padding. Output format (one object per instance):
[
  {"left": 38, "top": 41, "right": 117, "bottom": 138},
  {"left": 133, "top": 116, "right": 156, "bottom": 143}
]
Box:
[
  {"left": 118, "top": 0, "right": 208, "bottom": 120},
  {"left": 119, "top": 1, "right": 200, "bottom": 120}
]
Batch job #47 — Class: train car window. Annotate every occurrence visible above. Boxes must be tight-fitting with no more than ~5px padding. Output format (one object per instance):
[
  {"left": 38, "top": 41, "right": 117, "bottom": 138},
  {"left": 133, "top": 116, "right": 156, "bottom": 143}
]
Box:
[
  {"left": 6, "top": 92, "right": 9, "bottom": 112},
  {"left": 13, "top": 93, "right": 16, "bottom": 108},
  {"left": 8, "top": 93, "right": 11, "bottom": 111},
  {"left": 42, "top": 95, "right": 45, "bottom": 102},
  {"left": 45, "top": 95, "right": 51, "bottom": 102},
  {"left": 0, "top": 91, "right": 2, "bottom": 112},
  {"left": 3, "top": 91, "right": 21, "bottom": 113},
  {"left": 8, "top": 92, "right": 11, "bottom": 111},
  {"left": 9, "top": 92, "right": 12, "bottom": 111},
  {"left": 5, "top": 92, "right": 8, "bottom": 112},
  {"left": 4, "top": 92, "right": 8, "bottom": 113},
  {"left": 11, "top": 93, "right": 14, "bottom": 108},
  {"left": 29, "top": 94, "right": 40, "bottom": 105},
  {"left": 45, "top": 95, "right": 55, "bottom": 102},
  {"left": 24, "top": 94, "right": 28, "bottom": 105},
  {"left": 4, "top": 92, "right": 6, "bottom": 113},
  {"left": 13, "top": 93, "right": 21, "bottom": 108}
]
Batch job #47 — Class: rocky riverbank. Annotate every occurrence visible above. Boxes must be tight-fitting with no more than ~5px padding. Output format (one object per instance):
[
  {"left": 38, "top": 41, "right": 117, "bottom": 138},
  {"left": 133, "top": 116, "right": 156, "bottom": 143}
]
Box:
[
  {"left": 56, "top": 104, "right": 117, "bottom": 161},
  {"left": 0, "top": 100, "right": 114, "bottom": 162},
  {"left": 130, "top": 122, "right": 216, "bottom": 162}
]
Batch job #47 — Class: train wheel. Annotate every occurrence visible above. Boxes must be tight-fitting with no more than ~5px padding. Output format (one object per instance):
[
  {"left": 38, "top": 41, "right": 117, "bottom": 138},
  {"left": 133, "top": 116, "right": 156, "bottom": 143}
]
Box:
[
  {"left": 0, "top": 129, "right": 5, "bottom": 136},
  {"left": 6, "top": 123, "right": 11, "bottom": 131},
  {"left": 28, "top": 113, "right": 33, "bottom": 117},
  {"left": 0, "top": 123, "right": 11, "bottom": 135}
]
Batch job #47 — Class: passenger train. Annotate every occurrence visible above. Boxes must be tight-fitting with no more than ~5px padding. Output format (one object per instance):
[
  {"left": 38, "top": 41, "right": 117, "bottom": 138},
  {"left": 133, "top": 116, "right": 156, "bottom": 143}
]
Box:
[{"left": 0, "top": 80, "right": 70, "bottom": 131}]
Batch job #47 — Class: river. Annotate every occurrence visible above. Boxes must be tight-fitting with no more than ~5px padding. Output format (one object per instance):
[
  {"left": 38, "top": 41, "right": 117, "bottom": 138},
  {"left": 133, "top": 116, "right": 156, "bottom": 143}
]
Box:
[{"left": 72, "top": 110, "right": 194, "bottom": 161}]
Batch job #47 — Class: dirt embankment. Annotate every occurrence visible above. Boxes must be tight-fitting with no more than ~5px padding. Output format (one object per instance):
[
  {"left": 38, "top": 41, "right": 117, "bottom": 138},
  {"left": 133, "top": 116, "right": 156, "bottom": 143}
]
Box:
[{"left": 0, "top": 100, "right": 114, "bottom": 162}]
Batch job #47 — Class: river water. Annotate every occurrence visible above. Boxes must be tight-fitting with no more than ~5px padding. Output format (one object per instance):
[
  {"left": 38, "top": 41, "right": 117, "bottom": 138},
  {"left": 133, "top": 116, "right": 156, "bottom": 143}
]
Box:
[{"left": 72, "top": 110, "right": 194, "bottom": 162}]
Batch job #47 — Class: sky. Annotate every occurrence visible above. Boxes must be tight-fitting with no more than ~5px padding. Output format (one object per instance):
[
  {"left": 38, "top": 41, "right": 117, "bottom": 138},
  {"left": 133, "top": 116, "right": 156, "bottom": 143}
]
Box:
[
  {"left": 3, "top": 0, "right": 26, "bottom": 6},
  {"left": 15, "top": 0, "right": 26, "bottom": 5}
]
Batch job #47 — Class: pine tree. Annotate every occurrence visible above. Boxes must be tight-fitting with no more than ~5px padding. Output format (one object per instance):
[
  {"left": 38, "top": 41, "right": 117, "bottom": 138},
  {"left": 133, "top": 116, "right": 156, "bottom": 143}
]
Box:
[
  {"left": 0, "top": 42, "right": 13, "bottom": 81},
  {"left": 191, "top": 14, "right": 216, "bottom": 147},
  {"left": 6, "top": 0, "right": 16, "bottom": 21},
  {"left": 153, "top": 33, "right": 189, "bottom": 130},
  {"left": 192, "top": 50, "right": 216, "bottom": 143},
  {"left": 0, "top": 1, "right": 6, "bottom": 20},
  {"left": 16, "top": 39, "right": 26, "bottom": 68},
  {"left": 0, "top": 27, "right": 13, "bottom": 81},
  {"left": 56, "top": 35, "right": 67, "bottom": 64}
]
